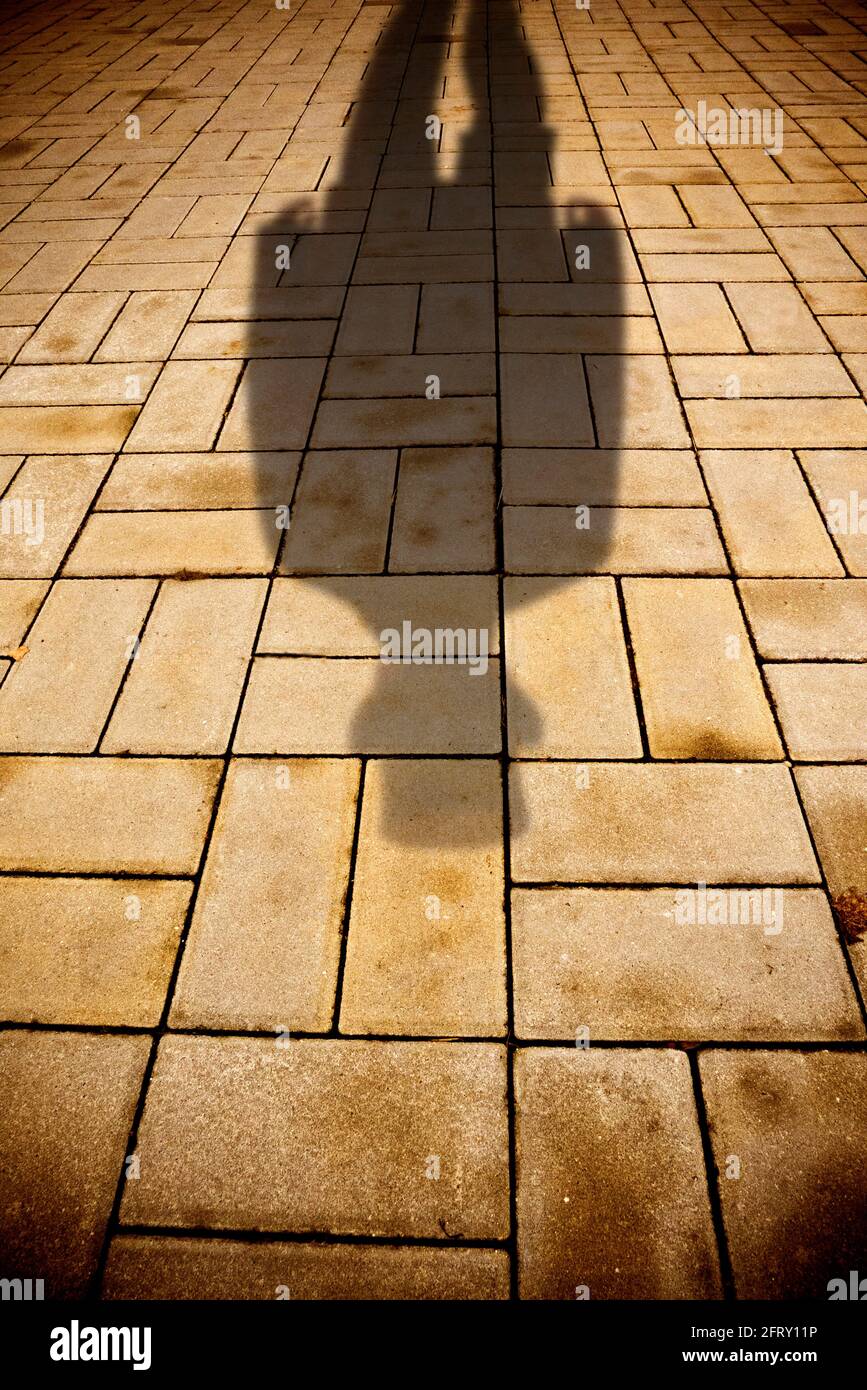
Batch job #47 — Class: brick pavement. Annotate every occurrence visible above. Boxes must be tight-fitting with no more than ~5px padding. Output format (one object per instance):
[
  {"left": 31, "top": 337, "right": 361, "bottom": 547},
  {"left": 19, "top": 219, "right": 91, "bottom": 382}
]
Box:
[{"left": 0, "top": 0, "right": 865, "bottom": 1301}]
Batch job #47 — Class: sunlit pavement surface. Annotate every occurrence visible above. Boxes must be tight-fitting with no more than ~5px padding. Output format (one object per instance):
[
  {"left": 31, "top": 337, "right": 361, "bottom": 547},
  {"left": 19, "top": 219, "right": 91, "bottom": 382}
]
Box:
[{"left": 0, "top": 0, "right": 865, "bottom": 1301}]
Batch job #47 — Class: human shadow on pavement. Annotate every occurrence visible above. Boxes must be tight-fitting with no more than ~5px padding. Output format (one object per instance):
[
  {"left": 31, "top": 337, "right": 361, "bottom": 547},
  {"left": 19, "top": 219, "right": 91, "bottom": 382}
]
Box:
[{"left": 248, "top": 0, "right": 624, "bottom": 846}]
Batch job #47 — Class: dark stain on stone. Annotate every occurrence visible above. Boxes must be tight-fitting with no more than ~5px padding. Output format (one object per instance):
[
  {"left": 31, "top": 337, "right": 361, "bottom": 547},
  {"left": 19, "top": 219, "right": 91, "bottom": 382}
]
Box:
[
  {"left": 0, "top": 139, "right": 41, "bottom": 159},
  {"left": 833, "top": 888, "right": 867, "bottom": 944}
]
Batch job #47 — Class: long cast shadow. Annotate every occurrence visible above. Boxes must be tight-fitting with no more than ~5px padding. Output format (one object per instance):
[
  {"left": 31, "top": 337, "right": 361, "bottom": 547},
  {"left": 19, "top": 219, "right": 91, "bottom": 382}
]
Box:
[{"left": 248, "top": 0, "right": 623, "bottom": 845}]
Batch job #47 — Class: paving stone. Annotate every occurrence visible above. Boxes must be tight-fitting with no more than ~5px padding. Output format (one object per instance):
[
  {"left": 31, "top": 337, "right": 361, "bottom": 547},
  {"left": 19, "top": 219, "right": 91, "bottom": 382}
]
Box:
[
  {"left": 0, "top": 578, "right": 154, "bottom": 752},
  {"left": 0, "top": 877, "right": 190, "bottom": 1026},
  {"left": 510, "top": 762, "right": 819, "bottom": 884},
  {"left": 235, "top": 657, "right": 501, "bottom": 755},
  {"left": 102, "top": 578, "right": 266, "bottom": 755},
  {"left": 739, "top": 579, "right": 867, "bottom": 658},
  {"left": 311, "top": 397, "right": 497, "bottom": 449},
  {"left": 515, "top": 1049, "right": 721, "bottom": 1299},
  {"left": 125, "top": 360, "right": 241, "bottom": 452},
  {"left": 17, "top": 290, "right": 126, "bottom": 363},
  {"left": 417, "top": 283, "right": 495, "bottom": 352},
  {"left": 4, "top": 0, "right": 867, "bottom": 1304},
  {"left": 719, "top": 282, "right": 832, "bottom": 353},
  {"left": 0, "top": 756, "right": 219, "bottom": 873},
  {"left": 501, "top": 448, "right": 705, "bottom": 506},
  {"left": 505, "top": 577, "right": 640, "bottom": 757},
  {"left": 588, "top": 354, "right": 691, "bottom": 448},
  {"left": 795, "top": 765, "right": 867, "bottom": 897},
  {"left": 259, "top": 575, "right": 499, "bottom": 655},
  {"left": 0, "top": 453, "right": 113, "bottom": 578},
  {"left": 0, "top": 1031, "right": 149, "bottom": 1297},
  {"left": 512, "top": 887, "right": 862, "bottom": 1043},
  {"left": 325, "top": 352, "right": 495, "bottom": 399},
  {"left": 103, "top": 1236, "right": 510, "bottom": 1299},
  {"left": 92, "top": 290, "right": 199, "bottom": 361},
  {"left": 766, "top": 226, "right": 863, "bottom": 282},
  {"left": 688, "top": 398, "right": 867, "bottom": 450},
  {"left": 174, "top": 319, "right": 335, "bottom": 359},
  {"left": 701, "top": 450, "right": 843, "bottom": 577},
  {"left": 0, "top": 578, "right": 48, "bottom": 647},
  {"left": 504, "top": 505, "right": 726, "bottom": 574},
  {"left": 623, "top": 578, "right": 782, "bottom": 759},
  {"left": 279, "top": 450, "right": 396, "bottom": 573},
  {"left": 341, "top": 760, "right": 506, "bottom": 1036},
  {"left": 334, "top": 284, "right": 418, "bottom": 355},
  {"left": 500, "top": 314, "right": 662, "bottom": 354},
  {"left": 765, "top": 663, "right": 867, "bottom": 761},
  {"left": 172, "top": 758, "right": 358, "bottom": 1033},
  {"left": 0, "top": 363, "right": 162, "bottom": 407},
  {"left": 799, "top": 449, "right": 867, "bottom": 575},
  {"left": 65, "top": 511, "right": 281, "bottom": 576},
  {"left": 218, "top": 358, "right": 327, "bottom": 451},
  {"left": 121, "top": 1036, "right": 510, "bottom": 1239},
  {"left": 649, "top": 283, "right": 747, "bottom": 353},
  {"left": 390, "top": 447, "right": 496, "bottom": 571},
  {"left": 501, "top": 353, "right": 593, "bottom": 447},
  {"left": 97, "top": 452, "right": 300, "bottom": 511},
  {"left": 673, "top": 354, "right": 855, "bottom": 398},
  {"left": 0, "top": 405, "right": 136, "bottom": 454},
  {"left": 699, "top": 1050, "right": 867, "bottom": 1298}
]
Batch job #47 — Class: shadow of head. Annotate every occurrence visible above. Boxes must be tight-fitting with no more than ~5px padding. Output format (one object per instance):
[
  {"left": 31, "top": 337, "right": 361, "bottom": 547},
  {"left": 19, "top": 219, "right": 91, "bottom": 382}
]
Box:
[{"left": 242, "top": 0, "right": 625, "bottom": 845}]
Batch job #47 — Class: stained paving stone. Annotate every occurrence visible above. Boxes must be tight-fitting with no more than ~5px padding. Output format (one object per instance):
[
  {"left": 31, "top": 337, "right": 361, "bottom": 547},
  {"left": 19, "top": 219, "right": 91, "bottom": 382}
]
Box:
[
  {"left": 0, "top": 1031, "right": 149, "bottom": 1297},
  {"left": 793, "top": 766, "right": 867, "bottom": 997},
  {"left": 624, "top": 578, "right": 782, "bottom": 759},
  {"left": 121, "top": 1037, "right": 510, "bottom": 1239},
  {"left": 515, "top": 1049, "right": 722, "bottom": 1299},
  {"left": 96, "top": 452, "right": 301, "bottom": 511},
  {"left": 511, "top": 888, "right": 863, "bottom": 1043},
  {"left": 699, "top": 1050, "right": 867, "bottom": 1298},
  {"left": 171, "top": 759, "right": 359, "bottom": 1033},
  {"left": 510, "top": 763, "right": 820, "bottom": 884},
  {"left": 340, "top": 760, "right": 507, "bottom": 1037},
  {"left": 0, "top": 877, "right": 190, "bottom": 1026},
  {"left": 103, "top": 1236, "right": 510, "bottom": 1300},
  {"left": 390, "top": 447, "right": 497, "bottom": 572},
  {"left": 0, "top": 405, "right": 137, "bottom": 454},
  {"left": 278, "top": 450, "right": 396, "bottom": 574},
  {"left": 0, "top": 756, "right": 219, "bottom": 873}
]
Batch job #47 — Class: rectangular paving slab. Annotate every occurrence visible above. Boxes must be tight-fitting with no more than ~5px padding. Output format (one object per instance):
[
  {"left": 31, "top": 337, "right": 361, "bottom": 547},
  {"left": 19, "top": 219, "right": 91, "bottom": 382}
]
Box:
[
  {"left": 0, "top": 1030, "right": 149, "bottom": 1298},
  {"left": 515, "top": 1048, "right": 722, "bottom": 1299},
  {"left": 699, "top": 1050, "right": 867, "bottom": 1298},
  {"left": 121, "top": 1037, "right": 510, "bottom": 1239}
]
